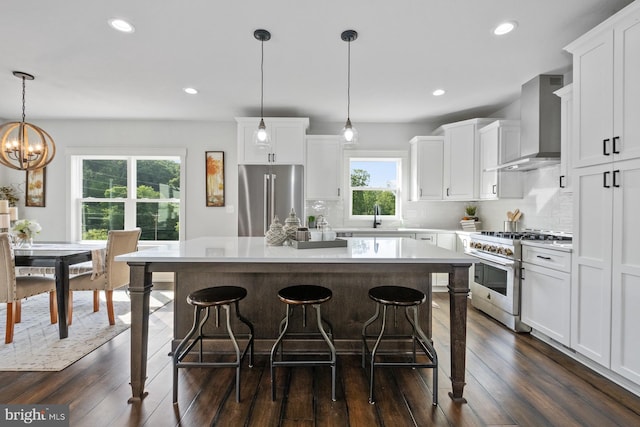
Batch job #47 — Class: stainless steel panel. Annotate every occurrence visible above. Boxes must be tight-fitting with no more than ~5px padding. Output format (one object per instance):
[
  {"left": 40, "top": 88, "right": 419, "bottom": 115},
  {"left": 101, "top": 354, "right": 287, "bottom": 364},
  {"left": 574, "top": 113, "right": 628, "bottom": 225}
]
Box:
[{"left": 238, "top": 164, "right": 304, "bottom": 236}]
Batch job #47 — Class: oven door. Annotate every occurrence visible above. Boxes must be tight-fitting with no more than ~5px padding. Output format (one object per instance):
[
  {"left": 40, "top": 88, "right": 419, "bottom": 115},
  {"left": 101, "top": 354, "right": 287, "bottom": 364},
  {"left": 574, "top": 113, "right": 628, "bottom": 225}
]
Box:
[{"left": 469, "top": 255, "right": 519, "bottom": 315}]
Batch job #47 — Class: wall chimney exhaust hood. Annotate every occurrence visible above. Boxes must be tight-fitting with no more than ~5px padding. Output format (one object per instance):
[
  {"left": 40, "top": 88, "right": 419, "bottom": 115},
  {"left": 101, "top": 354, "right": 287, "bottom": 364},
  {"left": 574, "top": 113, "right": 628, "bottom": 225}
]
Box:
[{"left": 488, "top": 74, "right": 564, "bottom": 172}]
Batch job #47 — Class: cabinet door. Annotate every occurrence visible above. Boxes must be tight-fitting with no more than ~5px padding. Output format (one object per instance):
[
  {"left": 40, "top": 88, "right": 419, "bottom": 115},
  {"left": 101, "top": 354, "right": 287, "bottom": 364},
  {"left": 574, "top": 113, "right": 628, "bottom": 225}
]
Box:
[
  {"left": 521, "top": 262, "right": 571, "bottom": 346},
  {"left": 613, "top": 15, "right": 640, "bottom": 163},
  {"left": 572, "top": 31, "right": 614, "bottom": 168},
  {"left": 271, "top": 124, "right": 305, "bottom": 164},
  {"left": 239, "top": 122, "right": 271, "bottom": 164},
  {"left": 444, "top": 124, "right": 476, "bottom": 199},
  {"left": 610, "top": 158, "right": 640, "bottom": 383},
  {"left": 571, "top": 163, "right": 613, "bottom": 366},
  {"left": 555, "top": 84, "right": 573, "bottom": 192},
  {"left": 306, "top": 136, "right": 341, "bottom": 200},
  {"left": 479, "top": 126, "right": 499, "bottom": 199},
  {"left": 411, "top": 138, "right": 444, "bottom": 200}
]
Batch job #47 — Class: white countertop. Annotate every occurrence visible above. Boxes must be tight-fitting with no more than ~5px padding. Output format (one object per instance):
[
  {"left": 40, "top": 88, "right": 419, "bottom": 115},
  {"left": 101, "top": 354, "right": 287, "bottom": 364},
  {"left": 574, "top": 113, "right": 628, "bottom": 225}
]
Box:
[{"left": 116, "top": 236, "right": 476, "bottom": 264}]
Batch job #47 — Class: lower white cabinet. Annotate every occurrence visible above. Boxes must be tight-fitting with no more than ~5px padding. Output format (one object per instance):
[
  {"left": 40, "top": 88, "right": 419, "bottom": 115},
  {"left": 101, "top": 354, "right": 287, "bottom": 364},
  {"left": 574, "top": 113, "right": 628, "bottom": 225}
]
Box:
[
  {"left": 521, "top": 244, "right": 572, "bottom": 346},
  {"left": 416, "top": 233, "right": 456, "bottom": 287}
]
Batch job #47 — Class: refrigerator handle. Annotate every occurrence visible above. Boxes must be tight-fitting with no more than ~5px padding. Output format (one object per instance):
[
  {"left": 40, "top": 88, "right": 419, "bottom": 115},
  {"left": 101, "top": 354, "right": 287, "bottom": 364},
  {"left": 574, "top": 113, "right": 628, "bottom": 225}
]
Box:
[
  {"left": 264, "top": 174, "right": 270, "bottom": 234},
  {"left": 270, "top": 174, "right": 276, "bottom": 225}
]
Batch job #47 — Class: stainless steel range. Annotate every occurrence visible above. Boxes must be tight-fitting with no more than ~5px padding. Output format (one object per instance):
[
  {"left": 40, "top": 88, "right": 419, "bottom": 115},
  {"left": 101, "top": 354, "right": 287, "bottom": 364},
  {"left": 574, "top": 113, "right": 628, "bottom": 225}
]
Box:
[{"left": 466, "top": 229, "right": 572, "bottom": 332}]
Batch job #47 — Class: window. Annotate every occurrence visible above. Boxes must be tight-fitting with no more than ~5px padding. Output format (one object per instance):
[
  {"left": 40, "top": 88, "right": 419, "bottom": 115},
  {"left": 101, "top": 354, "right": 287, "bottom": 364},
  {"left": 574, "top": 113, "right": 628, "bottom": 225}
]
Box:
[
  {"left": 348, "top": 156, "right": 402, "bottom": 219},
  {"left": 71, "top": 154, "right": 182, "bottom": 242}
]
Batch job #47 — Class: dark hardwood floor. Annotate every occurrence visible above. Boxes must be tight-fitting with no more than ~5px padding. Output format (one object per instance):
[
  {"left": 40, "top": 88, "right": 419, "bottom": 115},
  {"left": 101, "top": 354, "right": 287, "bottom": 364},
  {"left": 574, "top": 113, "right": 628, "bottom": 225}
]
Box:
[{"left": 2, "top": 293, "right": 640, "bottom": 426}]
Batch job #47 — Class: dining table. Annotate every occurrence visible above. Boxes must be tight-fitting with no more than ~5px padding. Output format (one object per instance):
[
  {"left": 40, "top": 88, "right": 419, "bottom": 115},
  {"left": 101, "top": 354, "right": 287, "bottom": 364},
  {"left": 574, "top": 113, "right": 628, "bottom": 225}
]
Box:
[{"left": 14, "top": 242, "right": 105, "bottom": 339}]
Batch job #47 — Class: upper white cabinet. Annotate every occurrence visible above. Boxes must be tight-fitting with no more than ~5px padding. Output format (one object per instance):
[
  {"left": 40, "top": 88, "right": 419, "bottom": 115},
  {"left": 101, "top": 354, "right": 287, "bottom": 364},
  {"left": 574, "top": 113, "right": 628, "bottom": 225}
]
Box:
[
  {"left": 306, "top": 135, "right": 342, "bottom": 200},
  {"left": 236, "top": 117, "right": 309, "bottom": 165},
  {"left": 478, "top": 120, "right": 522, "bottom": 199},
  {"left": 409, "top": 136, "right": 444, "bottom": 201},
  {"left": 565, "top": 5, "right": 640, "bottom": 169},
  {"left": 439, "top": 118, "right": 494, "bottom": 200},
  {"left": 554, "top": 84, "right": 574, "bottom": 192}
]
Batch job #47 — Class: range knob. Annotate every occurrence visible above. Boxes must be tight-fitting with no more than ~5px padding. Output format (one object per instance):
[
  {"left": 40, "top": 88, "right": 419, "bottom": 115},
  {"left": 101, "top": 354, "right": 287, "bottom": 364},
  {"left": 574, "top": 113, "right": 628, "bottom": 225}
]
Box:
[
  {"left": 497, "top": 247, "right": 505, "bottom": 255},
  {"left": 505, "top": 248, "right": 513, "bottom": 256},
  {"left": 489, "top": 246, "right": 497, "bottom": 253}
]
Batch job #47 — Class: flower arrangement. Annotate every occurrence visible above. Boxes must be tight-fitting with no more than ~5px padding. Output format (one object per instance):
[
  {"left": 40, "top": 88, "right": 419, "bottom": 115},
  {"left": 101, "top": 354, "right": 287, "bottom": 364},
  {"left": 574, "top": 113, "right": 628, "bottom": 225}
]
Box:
[{"left": 12, "top": 219, "right": 42, "bottom": 239}]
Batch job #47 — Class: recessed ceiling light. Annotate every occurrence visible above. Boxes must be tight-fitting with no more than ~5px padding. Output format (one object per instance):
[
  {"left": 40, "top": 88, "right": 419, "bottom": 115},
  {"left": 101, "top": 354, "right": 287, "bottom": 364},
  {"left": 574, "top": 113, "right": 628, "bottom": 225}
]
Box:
[
  {"left": 108, "top": 18, "right": 135, "bottom": 33},
  {"left": 494, "top": 21, "right": 517, "bottom": 36},
  {"left": 432, "top": 89, "right": 446, "bottom": 96},
  {"left": 183, "top": 87, "right": 198, "bottom": 95}
]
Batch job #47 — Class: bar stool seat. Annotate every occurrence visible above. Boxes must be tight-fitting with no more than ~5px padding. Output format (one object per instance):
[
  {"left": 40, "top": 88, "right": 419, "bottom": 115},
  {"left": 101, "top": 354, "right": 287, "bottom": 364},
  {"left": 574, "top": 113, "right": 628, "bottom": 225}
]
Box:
[
  {"left": 173, "top": 286, "right": 254, "bottom": 404},
  {"left": 362, "top": 285, "right": 438, "bottom": 405},
  {"left": 270, "top": 285, "right": 336, "bottom": 401}
]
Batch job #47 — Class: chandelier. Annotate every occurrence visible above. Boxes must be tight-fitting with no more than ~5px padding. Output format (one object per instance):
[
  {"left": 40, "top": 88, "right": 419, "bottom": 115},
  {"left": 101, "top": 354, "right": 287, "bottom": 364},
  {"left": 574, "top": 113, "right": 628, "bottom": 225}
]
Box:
[{"left": 0, "top": 71, "right": 56, "bottom": 171}]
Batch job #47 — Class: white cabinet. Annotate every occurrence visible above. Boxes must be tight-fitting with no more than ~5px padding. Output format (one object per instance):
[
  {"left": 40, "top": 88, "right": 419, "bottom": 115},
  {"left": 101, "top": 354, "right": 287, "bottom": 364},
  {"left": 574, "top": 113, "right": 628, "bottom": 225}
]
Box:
[
  {"left": 521, "top": 244, "right": 571, "bottom": 346},
  {"left": 565, "top": 5, "right": 640, "bottom": 169},
  {"left": 409, "top": 136, "right": 444, "bottom": 201},
  {"left": 478, "top": 120, "right": 522, "bottom": 199},
  {"left": 554, "top": 84, "right": 573, "bottom": 192},
  {"left": 439, "top": 118, "right": 494, "bottom": 200},
  {"left": 306, "top": 135, "right": 342, "bottom": 200},
  {"left": 416, "top": 232, "right": 456, "bottom": 287},
  {"left": 236, "top": 117, "right": 309, "bottom": 165},
  {"left": 567, "top": 2, "right": 640, "bottom": 384}
]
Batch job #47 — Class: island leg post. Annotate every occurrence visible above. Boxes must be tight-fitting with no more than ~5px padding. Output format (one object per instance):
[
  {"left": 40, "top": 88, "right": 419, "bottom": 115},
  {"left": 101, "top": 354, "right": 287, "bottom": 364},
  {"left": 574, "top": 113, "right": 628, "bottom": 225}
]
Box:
[
  {"left": 448, "top": 264, "right": 471, "bottom": 403},
  {"left": 128, "top": 262, "right": 153, "bottom": 403}
]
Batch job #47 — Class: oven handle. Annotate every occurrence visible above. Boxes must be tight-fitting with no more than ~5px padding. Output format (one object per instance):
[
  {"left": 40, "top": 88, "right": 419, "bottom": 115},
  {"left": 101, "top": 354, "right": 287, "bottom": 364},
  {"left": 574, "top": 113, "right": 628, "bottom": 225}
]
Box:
[{"left": 467, "top": 250, "right": 516, "bottom": 269}]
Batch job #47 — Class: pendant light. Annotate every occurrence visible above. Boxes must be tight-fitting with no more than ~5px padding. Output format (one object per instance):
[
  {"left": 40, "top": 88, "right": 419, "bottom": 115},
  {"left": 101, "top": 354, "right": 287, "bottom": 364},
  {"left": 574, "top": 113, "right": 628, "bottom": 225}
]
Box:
[
  {"left": 340, "top": 30, "right": 358, "bottom": 146},
  {"left": 0, "top": 71, "right": 56, "bottom": 171},
  {"left": 253, "top": 29, "right": 271, "bottom": 146}
]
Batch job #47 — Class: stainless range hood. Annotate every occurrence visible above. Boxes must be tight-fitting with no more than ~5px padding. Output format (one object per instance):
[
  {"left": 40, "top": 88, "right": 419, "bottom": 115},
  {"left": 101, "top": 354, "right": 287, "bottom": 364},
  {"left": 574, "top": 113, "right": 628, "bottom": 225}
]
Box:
[{"left": 489, "top": 74, "right": 564, "bottom": 171}]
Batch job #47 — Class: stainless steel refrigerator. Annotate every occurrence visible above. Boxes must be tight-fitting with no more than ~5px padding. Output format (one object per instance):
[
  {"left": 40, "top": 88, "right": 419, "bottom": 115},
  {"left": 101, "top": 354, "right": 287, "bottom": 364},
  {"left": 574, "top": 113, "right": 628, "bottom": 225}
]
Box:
[{"left": 238, "top": 164, "right": 304, "bottom": 236}]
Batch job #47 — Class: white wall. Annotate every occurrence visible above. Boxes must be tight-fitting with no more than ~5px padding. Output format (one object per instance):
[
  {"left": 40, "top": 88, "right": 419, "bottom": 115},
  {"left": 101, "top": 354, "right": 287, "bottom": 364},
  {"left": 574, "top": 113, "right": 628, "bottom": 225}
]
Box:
[{"left": 1, "top": 119, "right": 238, "bottom": 241}]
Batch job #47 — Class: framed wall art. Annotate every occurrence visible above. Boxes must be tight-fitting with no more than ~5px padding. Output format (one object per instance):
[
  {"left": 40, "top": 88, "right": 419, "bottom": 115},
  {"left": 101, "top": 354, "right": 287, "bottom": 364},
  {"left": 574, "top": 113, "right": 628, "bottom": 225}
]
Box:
[
  {"left": 205, "top": 151, "right": 225, "bottom": 207},
  {"left": 25, "top": 167, "right": 46, "bottom": 207}
]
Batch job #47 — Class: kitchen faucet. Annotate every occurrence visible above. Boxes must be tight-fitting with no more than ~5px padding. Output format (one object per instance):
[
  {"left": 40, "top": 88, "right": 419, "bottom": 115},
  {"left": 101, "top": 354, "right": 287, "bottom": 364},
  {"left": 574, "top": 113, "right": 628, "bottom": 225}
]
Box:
[{"left": 373, "top": 204, "right": 381, "bottom": 228}]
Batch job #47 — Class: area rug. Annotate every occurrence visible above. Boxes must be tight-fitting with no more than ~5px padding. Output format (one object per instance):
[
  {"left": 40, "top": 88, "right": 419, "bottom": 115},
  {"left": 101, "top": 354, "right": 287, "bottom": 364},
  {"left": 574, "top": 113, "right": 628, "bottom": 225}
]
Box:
[{"left": 0, "top": 289, "right": 173, "bottom": 371}]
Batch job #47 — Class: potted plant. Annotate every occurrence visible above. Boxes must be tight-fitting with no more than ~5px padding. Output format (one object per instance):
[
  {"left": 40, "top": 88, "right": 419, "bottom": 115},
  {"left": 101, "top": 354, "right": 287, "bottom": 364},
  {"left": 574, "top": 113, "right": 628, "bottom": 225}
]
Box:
[
  {"left": 463, "top": 204, "right": 478, "bottom": 221},
  {"left": 307, "top": 215, "right": 316, "bottom": 229}
]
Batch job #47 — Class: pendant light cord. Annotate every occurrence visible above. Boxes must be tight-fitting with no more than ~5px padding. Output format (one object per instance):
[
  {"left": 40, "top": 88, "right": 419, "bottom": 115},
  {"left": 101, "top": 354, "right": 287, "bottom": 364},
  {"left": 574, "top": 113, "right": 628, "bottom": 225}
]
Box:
[
  {"left": 21, "top": 75, "right": 26, "bottom": 124},
  {"left": 260, "top": 38, "right": 264, "bottom": 118},
  {"left": 347, "top": 39, "right": 351, "bottom": 120}
]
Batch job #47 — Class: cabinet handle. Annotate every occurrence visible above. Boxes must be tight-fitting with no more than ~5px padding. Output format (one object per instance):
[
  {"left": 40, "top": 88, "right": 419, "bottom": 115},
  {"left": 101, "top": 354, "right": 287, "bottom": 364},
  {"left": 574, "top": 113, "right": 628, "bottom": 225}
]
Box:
[
  {"left": 604, "top": 171, "right": 611, "bottom": 188},
  {"left": 521, "top": 266, "right": 525, "bottom": 281},
  {"left": 337, "top": 188, "right": 340, "bottom": 196},
  {"left": 559, "top": 175, "right": 565, "bottom": 188},
  {"left": 268, "top": 153, "right": 272, "bottom": 162},
  {"left": 613, "top": 136, "right": 620, "bottom": 154},
  {"left": 446, "top": 187, "right": 450, "bottom": 197},
  {"left": 492, "top": 184, "right": 497, "bottom": 194},
  {"left": 613, "top": 170, "right": 620, "bottom": 188},
  {"left": 603, "top": 139, "right": 610, "bottom": 156},
  {"left": 420, "top": 188, "right": 423, "bottom": 197},
  {"left": 536, "top": 255, "right": 552, "bottom": 260},
  {"left": 272, "top": 153, "right": 276, "bottom": 163}
]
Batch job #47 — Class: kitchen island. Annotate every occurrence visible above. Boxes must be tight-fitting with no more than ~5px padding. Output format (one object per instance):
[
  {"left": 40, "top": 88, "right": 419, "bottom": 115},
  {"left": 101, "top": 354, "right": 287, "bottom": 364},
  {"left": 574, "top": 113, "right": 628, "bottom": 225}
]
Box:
[{"left": 117, "top": 236, "right": 475, "bottom": 403}]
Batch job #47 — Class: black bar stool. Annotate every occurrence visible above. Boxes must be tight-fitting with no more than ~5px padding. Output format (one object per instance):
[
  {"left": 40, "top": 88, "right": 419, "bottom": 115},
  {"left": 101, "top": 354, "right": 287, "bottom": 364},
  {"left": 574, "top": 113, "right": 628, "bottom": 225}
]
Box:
[
  {"left": 362, "top": 285, "right": 438, "bottom": 405},
  {"left": 270, "top": 284, "right": 336, "bottom": 401},
  {"left": 173, "top": 286, "right": 254, "bottom": 403}
]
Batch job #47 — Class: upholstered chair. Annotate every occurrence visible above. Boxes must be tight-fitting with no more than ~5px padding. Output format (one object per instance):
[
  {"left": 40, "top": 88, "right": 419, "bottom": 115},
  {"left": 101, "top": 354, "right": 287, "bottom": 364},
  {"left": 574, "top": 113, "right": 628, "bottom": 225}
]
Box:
[
  {"left": 1, "top": 232, "right": 57, "bottom": 344},
  {"left": 67, "top": 228, "right": 141, "bottom": 325}
]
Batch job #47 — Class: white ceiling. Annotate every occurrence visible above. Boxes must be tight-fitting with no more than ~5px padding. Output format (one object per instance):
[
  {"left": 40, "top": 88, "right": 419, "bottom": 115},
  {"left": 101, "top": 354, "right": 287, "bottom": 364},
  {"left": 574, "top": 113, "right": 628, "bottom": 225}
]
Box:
[{"left": 0, "top": 0, "right": 634, "bottom": 125}]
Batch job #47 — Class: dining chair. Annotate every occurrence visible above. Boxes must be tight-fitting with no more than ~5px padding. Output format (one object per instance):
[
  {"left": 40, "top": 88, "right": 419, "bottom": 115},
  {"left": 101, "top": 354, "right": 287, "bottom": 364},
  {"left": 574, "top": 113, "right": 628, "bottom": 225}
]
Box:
[
  {"left": 1, "top": 232, "right": 58, "bottom": 344},
  {"left": 67, "top": 228, "right": 141, "bottom": 325}
]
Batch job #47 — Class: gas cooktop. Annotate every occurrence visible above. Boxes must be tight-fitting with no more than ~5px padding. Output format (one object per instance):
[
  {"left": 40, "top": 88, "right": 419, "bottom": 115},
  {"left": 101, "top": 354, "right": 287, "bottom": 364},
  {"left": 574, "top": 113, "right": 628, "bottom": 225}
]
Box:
[{"left": 480, "top": 230, "right": 572, "bottom": 242}]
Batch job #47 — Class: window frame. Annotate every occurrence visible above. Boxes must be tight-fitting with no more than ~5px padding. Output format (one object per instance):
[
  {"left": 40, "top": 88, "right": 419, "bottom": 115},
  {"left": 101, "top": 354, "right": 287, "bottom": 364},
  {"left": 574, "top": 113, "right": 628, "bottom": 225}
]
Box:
[
  {"left": 343, "top": 150, "right": 405, "bottom": 223},
  {"left": 67, "top": 147, "right": 186, "bottom": 243}
]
